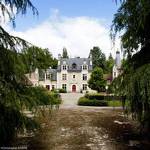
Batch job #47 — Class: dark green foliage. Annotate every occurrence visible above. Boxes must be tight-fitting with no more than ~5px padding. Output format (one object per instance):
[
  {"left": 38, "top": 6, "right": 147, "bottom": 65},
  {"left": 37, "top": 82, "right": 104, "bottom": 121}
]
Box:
[
  {"left": 106, "top": 53, "right": 114, "bottom": 74},
  {"left": 58, "top": 88, "right": 67, "bottom": 93},
  {"left": 88, "top": 67, "right": 106, "bottom": 92},
  {"left": 89, "top": 46, "right": 107, "bottom": 70},
  {"left": 22, "top": 46, "right": 58, "bottom": 72},
  {"left": 0, "top": 85, "right": 61, "bottom": 145},
  {"left": 111, "top": 0, "right": 150, "bottom": 131},
  {"left": 110, "top": 64, "right": 150, "bottom": 130},
  {"left": 78, "top": 97, "right": 108, "bottom": 106},
  {"left": 111, "top": 0, "right": 150, "bottom": 55},
  {"left": 52, "top": 58, "right": 58, "bottom": 69},
  {"left": 0, "top": 0, "right": 60, "bottom": 145},
  {"left": 62, "top": 47, "right": 69, "bottom": 58},
  {"left": 85, "top": 94, "right": 104, "bottom": 100},
  {"left": 48, "top": 92, "right": 62, "bottom": 105},
  {"left": 131, "top": 46, "right": 150, "bottom": 69}
]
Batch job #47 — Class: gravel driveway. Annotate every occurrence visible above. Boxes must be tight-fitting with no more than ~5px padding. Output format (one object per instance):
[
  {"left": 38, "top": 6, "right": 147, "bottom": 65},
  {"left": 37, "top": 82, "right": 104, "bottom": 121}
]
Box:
[
  {"left": 15, "top": 93, "right": 149, "bottom": 150},
  {"left": 60, "top": 93, "right": 84, "bottom": 108}
]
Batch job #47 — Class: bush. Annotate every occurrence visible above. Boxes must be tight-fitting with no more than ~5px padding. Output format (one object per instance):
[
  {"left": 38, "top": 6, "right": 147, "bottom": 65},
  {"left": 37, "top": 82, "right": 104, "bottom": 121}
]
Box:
[
  {"left": 78, "top": 97, "right": 108, "bottom": 106},
  {"left": 58, "top": 88, "right": 67, "bottom": 93},
  {"left": 48, "top": 92, "right": 61, "bottom": 105},
  {"left": 85, "top": 94, "right": 104, "bottom": 100}
]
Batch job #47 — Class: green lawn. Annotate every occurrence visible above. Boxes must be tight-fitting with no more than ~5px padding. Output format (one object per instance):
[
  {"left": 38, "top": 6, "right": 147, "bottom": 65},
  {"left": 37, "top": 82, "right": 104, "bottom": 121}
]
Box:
[{"left": 108, "top": 100, "right": 122, "bottom": 107}]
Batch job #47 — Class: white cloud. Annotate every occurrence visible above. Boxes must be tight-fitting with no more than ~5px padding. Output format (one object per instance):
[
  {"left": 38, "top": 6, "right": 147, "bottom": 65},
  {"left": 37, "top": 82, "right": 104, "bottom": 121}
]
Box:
[{"left": 6, "top": 9, "right": 121, "bottom": 58}]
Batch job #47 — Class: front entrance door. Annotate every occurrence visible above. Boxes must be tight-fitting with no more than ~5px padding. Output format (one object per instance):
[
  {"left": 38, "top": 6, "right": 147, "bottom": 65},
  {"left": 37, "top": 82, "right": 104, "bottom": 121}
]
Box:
[{"left": 72, "top": 85, "right": 76, "bottom": 92}]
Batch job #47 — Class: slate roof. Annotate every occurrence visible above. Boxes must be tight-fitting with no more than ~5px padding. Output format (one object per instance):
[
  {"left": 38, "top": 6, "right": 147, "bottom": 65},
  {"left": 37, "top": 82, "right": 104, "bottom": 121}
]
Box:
[
  {"left": 57, "top": 57, "right": 92, "bottom": 72},
  {"left": 47, "top": 68, "right": 57, "bottom": 81},
  {"left": 39, "top": 68, "right": 57, "bottom": 81}
]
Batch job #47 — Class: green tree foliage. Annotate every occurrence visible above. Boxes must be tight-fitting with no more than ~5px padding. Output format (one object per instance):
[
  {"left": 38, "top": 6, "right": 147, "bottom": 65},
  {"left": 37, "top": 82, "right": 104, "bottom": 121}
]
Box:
[
  {"left": 21, "top": 46, "right": 58, "bottom": 72},
  {"left": 89, "top": 46, "right": 107, "bottom": 71},
  {"left": 111, "top": 0, "right": 150, "bottom": 131},
  {"left": 62, "top": 47, "right": 69, "bottom": 58},
  {"left": 0, "top": 0, "right": 59, "bottom": 145},
  {"left": 111, "top": 0, "right": 150, "bottom": 55},
  {"left": 88, "top": 67, "right": 106, "bottom": 93},
  {"left": 106, "top": 53, "right": 114, "bottom": 74}
]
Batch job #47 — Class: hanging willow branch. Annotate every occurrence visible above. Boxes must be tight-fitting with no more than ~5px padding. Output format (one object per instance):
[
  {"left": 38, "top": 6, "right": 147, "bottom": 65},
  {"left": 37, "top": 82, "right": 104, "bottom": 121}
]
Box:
[
  {"left": 0, "top": 0, "right": 38, "bottom": 50},
  {"left": 0, "top": 26, "right": 32, "bottom": 51},
  {"left": 0, "top": 0, "right": 38, "bottom": 23}
]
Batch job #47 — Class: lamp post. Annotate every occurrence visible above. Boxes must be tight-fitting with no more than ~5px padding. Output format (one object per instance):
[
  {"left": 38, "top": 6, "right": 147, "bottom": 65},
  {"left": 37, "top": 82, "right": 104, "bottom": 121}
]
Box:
[{"left": 105, "top": 85, "right": 108, "bottom": 101}]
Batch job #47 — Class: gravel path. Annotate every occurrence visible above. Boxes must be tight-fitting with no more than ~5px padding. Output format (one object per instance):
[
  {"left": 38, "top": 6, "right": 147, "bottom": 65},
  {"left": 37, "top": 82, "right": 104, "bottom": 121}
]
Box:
[
  {"left": 60, "top": 93, "right": 84, "bottom": 108},
  {"left": 30, "top": 108, "right": 134, "bottom": 150}
]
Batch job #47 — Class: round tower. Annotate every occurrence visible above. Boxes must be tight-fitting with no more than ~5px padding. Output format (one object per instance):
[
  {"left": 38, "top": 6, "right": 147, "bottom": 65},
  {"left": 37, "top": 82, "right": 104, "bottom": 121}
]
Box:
[{"left": 115, "top": 51, "right": 121, "bottom": 68}]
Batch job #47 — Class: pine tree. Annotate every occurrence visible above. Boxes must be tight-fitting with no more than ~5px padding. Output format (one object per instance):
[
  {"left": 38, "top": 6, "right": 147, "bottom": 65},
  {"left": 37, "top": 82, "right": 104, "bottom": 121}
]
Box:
[{"left": 62, "top": 47, "right": 69, "bottom": 58}]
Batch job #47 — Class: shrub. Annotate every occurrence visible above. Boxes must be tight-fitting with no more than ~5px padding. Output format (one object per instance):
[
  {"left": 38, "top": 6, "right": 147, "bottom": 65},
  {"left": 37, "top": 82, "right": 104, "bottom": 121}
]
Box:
[
  {"left": 85, "top": 94, "right": 104, "bottom": 100},
  {"left": 48, "top": 92, "right": 61, "bottom": 105},
  {"left": 78, "top": 97, "right": 108, "bottom": 106},
  {"left": 58, "top": 88, "right": 67, "bottom": 93}
]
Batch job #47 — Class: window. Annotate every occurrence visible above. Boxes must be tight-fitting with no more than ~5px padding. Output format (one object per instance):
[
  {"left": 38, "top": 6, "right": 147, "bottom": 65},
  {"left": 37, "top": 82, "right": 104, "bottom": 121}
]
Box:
[
  {"left": 62, "top": 65, "right": 67, "bottom": 70},
  {"left": 46, "top": 85, "right": 50, "bottom": 90},
  {"left": 83, "top": 74, "right": 87, "bottom": 80},
  {"left": 72, "top": 63, "right": 77, "bottom": 69},
  {"left": 83, "top": 84, "right": 87, "bottom": 90},
  {"left": 83, "top": 65, "right": 87, "bottom": 70},
  {"left": 46, "top": 73, "right": 51, "bottom": 80},
  {"left": 114, "top": 72, "right": 116, "bottom": 77},
  {"left": 52, "top": 85, "right": 55, "bottom": 90},
  {"left": 62, "top": 74, "right": 67, "bottom": 80},
  {"left": 62, "top": 84, "right": 67, "bottom": 91},
  {"left": 73, "top": 75, "right": 75, "bottom": 78}
]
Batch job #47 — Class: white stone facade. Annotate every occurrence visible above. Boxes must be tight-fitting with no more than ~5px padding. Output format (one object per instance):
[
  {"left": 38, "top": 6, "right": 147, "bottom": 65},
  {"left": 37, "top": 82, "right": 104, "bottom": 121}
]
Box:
[
  {"left": 57, "top": 67, "right": 91, "bottom": 93},
  {"left": 26, "top": 56, "right": 93, "bottom": 93}
]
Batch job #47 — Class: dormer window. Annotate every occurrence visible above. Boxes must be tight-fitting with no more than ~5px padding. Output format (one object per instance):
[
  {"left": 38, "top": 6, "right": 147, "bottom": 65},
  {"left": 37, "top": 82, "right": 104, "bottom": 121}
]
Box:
[
  {"left": 46, "top": 73, "right": 51, "bottom": 80},
  {"left": 62, "top": 65, "right": 67, "bottom": 70},
  {"left": 83, "top": 65, "right": 87, "bottom": 70},
  {"left": 72, "top": 63, "right": 77, "bottom": 69}
]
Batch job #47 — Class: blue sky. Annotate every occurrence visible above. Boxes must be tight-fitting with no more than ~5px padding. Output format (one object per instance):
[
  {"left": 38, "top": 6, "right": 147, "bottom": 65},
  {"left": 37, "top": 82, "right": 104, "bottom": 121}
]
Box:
[
  {"left": 15, "top": 0, "right": 119, "bottom": 31},
  {"left": 7, "top": 0, "right": 121, "bottom": 58}
]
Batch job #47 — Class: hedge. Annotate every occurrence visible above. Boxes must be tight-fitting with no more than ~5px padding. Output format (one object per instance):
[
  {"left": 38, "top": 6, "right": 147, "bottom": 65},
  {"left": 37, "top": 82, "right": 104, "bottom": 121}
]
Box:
[
  {"left": 58, "top": 89, "right": 67, "bottom": 93},
  {"left": 85, "top": 94, "right": 104, "bottom": 100},
  {"left": 78, "top": 97, "right": 108, "bottom": 106},
  {"left": 84, "top": 94, "right": 122, "bottom": 101}
]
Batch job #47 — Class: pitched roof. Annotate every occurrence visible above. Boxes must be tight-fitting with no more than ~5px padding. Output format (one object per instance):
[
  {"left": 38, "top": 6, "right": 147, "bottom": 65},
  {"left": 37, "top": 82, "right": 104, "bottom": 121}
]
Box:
[{"left": 57, "top": 57, "right": 92, "bottom": 72}]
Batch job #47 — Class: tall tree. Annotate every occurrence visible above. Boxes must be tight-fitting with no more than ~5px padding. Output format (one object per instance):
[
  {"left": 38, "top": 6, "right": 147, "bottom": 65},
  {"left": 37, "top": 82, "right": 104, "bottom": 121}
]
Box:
[
  {"left": 62, "top": 47, "right": 69, "bottom": 58},
  {"left": 88, "top": 67, "right": 106, "bottom": 93},
  {"left": 106, "top": 53, "right": 114, "bottom": 74},
  {"left": 111, "top": 0, "right": 150, "bottom": 131},
  {"left": 89, "top": 46, "right": 107, "bottom": 71},
  {"left": 22, "top": 46, "right": 58, "bottom": 72},
  {"left": 0, "top": 1, "right": 56, "bottom": 145}
]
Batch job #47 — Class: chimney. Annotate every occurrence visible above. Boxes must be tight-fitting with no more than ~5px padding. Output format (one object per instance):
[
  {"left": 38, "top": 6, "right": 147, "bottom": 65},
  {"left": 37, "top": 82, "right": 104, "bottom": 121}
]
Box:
[{"left": 115, "top": 51, "right": 121, "bottom": 67}]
